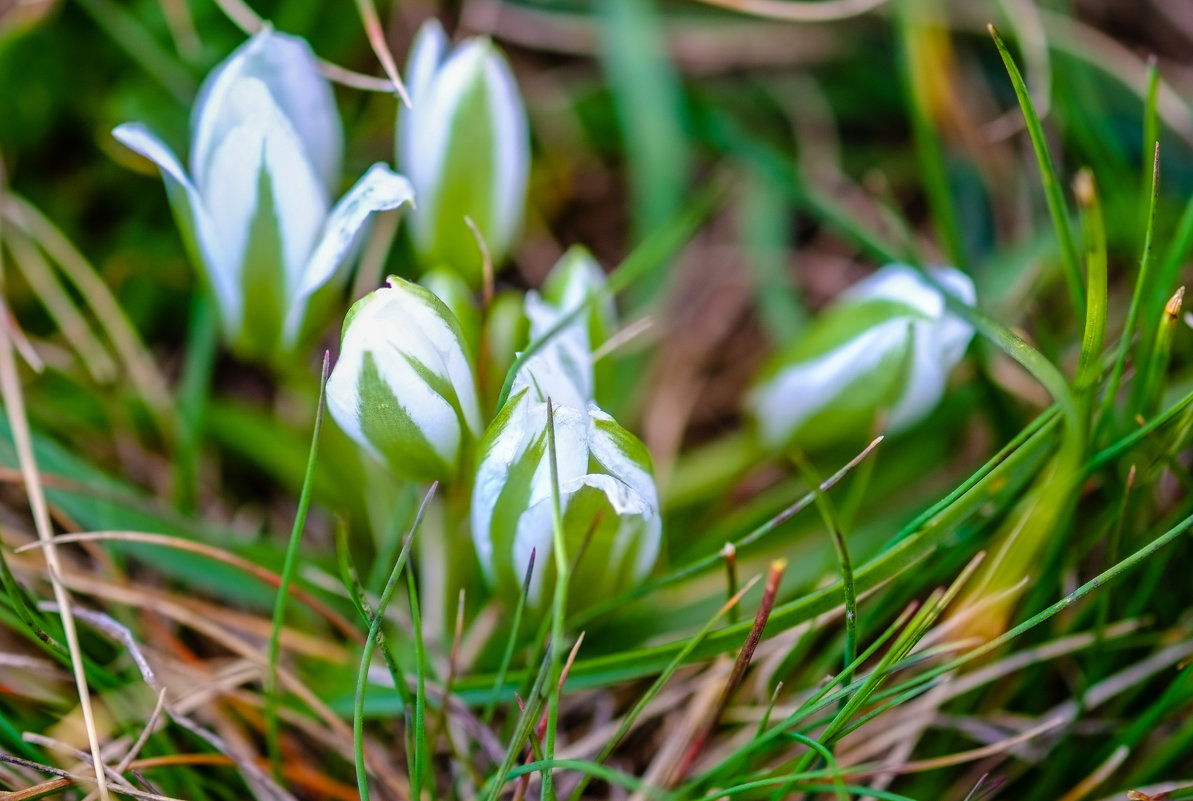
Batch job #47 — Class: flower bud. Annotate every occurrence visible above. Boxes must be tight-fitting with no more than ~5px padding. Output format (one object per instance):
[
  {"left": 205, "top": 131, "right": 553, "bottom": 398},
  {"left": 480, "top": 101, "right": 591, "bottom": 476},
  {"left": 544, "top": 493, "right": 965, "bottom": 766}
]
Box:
[
  {"left": 398, "top": 20, "right": 529, "bottom": 285},
  {"left": 747, "top": 263, "right": 975, "bottom": 451},
  {"left": 471, "top": 386, "right": 661, "bottom": 610},
  {"left": 541, "top": 245, "right": 615, "bottom": 353},
  {"left": 114, "top": 28, "right": 414, "bottom": 360},
  {"left": 510, "top": 246, "right": 613, "bottom": 411},
  {"left": 327, "top": 276, "right": 483, "bottom": 481}
]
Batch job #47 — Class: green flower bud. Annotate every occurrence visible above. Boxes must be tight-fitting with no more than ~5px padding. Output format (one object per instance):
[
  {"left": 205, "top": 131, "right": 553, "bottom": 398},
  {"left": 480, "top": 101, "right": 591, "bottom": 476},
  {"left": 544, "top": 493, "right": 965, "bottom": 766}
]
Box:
[
  {"left": 398, "top": 20, "right": 529, "bottom": 285},
  {"left": 747, "top": 263, "right": 976, "bottom": 450},
  {"left": 327, "top": 276, "right": 483, "bottom": 480},
  {"left": 471, "top": 383, "right": 661, "bottom": 611}
]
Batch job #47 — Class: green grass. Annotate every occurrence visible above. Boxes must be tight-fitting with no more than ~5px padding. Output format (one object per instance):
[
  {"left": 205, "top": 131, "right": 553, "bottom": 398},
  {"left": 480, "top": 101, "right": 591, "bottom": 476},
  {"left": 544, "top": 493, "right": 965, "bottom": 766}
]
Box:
[{"left": 1, "top": 2, "right": 1192, "bottom": 800}]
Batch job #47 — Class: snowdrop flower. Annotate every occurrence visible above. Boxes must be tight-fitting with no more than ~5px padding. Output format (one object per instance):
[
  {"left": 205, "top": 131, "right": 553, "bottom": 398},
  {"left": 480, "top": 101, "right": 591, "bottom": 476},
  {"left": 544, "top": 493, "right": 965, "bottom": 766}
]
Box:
[
  {"left": 747, "top": 264, "right": 976, "bottom": 451},
  {"left": 113, "top": 28, "right": 414, "bottom": 360},
  {"left": 540, "top": 246, "right": 615, "bottom": 352},
  {"left": 471, "top": 378, "right": 660, "bottom": 609},
  {"left": 398, "top": 19, "right": 529, "bottom": 285},
  {"left": 512, "top": 246, "right": 613, "bottom": 410},
  {"left": 327, "top": 277, "right": 483, "bottom": 481}
]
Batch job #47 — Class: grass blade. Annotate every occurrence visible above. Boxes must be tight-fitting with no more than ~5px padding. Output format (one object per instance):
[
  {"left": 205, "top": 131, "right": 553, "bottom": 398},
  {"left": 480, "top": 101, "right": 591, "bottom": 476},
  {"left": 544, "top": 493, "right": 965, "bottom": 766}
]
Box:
[
  {"left": 988, "top": 24, "right": 1084, "bottom": 313},
  {"left": 354, "top": 482, "right": 438, "bottom": 801},
  {"left": 265, "top": 351, "right": 330, "bottom": 780}
]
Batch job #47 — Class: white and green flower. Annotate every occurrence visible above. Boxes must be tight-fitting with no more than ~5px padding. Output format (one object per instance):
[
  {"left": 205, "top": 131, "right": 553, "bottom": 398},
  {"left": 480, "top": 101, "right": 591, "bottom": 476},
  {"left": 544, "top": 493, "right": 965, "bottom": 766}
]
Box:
[
  {"left": 512, "top": 246, "right": 613, "bottom": 410},
  {"left": 471, "top": 385, "right": 661, "bottom": 609},
  {"left": 398, "top": 19, "right": 529, "bottom": 285},
  {"left": 114, "top": 27, "right": 413, "bottom": 360},
  {"left": 747, "top": 263, "right": 976, "bottom": 451},
  {"left": 327, "top": 277, "right": 482, "bottom": 481}
]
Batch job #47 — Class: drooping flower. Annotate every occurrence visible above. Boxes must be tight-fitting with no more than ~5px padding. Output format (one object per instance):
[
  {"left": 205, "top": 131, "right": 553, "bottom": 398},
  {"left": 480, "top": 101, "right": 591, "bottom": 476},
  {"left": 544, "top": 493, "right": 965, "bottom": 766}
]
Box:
[
  {"left": 471, "top": 381, "right": 661, "bottom": 610},
  {"left": 747, "top": 263, "right": 976, "bottom": 451},
  {"left": 114, "top": 27, "right": 413, "bottom": 360},
  {"left": 397, "top": 19, "right": 529, "bottom": 285},
  {"left": 326, "top": 277, "right": 482, "bottom": 481}
]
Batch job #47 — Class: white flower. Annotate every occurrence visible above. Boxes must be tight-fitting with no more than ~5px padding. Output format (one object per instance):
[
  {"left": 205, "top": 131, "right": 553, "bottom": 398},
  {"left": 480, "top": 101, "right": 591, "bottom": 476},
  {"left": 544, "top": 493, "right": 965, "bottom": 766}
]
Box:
[
  {"left": 398, "top": 19, "right": 529, "bottom": 285},
  {"left": 747, "top": 263, "right": 976, "bottom": 451},
  {"left": 471, "top": 386, "right": 660, "bottom": 609},
  {"left": 113, "top": 27, "right": 414, "bottom": 359},
  {"left": 512, "top": 246, "right": 613, "bottom": 410},
  {"left": 327, "top": 276, "right": 482, "bottom": 481}
]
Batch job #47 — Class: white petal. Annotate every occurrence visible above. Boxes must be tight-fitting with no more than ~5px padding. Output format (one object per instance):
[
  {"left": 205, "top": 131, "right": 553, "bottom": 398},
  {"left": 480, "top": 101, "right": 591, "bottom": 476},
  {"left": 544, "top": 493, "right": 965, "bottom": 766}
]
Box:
[
  {"left": 512, "top": 292, "right": 593, "bottom": 409},
  {"left": 285, "top": 165, "right": 414, "bottom": 343},
  {"left": 399, "top": 284, "right": 484, "bottom": 437},
  {"left": 405, "top": 41, "right": 489, "bottom": 246},
  {"left": 397, "top": 19, "right": 449, "bottom": 170},
  {"left": 517, "top": 401, "right": 590, "bottom": 604},
  {"left": 887, "top": 319, "right": 952, "bottom": 431},
  {"left": 325, "top": 342, "right": 375, "bottom": 459},
  {"left": 844, "top": 263, "right": 943, "bottom": 318},
  {"left": 547, "top": 247, "right": 609, "bottom": 314},
  {"left": 200, "top": 119, "right": 264, "bottom": 334},
  {"left": 359, "top": 281, "right": 482, "bottom": 438},
  {"left": 747, "top": 319, "right": 909, "bottom": 450},
  {"left": 192, "top": 27, "right": 343, "bottom": 191},
  {"left": 926, "top": 265, "right": 977, "bottom": 363},
  {"left": 513, "top": 495, "right": 555, "bottom": 605},
  {"left": 112, "top": 123, "right": 240, "bottom": 337},
  {"left": 481, "top": 46, "right": 529, "bottom": 260},
  {"left": 370, "top": 335, "right": 461, "bottom": 466},
  {"left": 587, "top": 405, "right": 658, "bottom": 511},
  {"left": 574, "top": 472, "right": 660, "bottom": 583},
  {"left": 472, "top": 391, "right": 537, "bottom": 582}
]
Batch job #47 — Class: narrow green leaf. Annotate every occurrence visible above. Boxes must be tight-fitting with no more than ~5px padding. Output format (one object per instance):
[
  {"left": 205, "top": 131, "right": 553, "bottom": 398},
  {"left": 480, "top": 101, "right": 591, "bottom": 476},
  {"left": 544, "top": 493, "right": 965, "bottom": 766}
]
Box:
[
  {"left": 265, "top": 352, "right": 330, "bottom": 780},
  {"left": 988, "top": 24, "right": 1084, "bottom": 312}
]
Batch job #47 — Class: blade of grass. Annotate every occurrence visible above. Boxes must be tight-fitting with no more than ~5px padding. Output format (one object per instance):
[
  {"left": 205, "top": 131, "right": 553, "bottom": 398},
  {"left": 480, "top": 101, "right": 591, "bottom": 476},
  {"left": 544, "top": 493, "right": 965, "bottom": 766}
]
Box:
[
  {"left": 1100, "top": 142, "right": 1161, "bottom": 433},
  {"left": 1087, "top": 384, "right": 1193, "bottom": 471},
  {"left": 541, "top": 398, "right": 570, "bottom": 801},
  {"left": 1141, "top": 55, "right": 1160, "bottom": 222},
  {"left": 988, "top": 24, "right": 1083, "bottom": 312},
  {"left": 566, "top": 574, "right": 762, "bottom": 801},
  {"left": 3, "top": 225, "right": 117, "bottom": 384},
  {"left": 572, "top": 436, "right": 882, "bottom": 628},
  {"left": 482, "top": 549, "right": 536, "bottom": 725},
  {"left": 265, "top": 352, "right": 330, "bottom": 780},
  {"left": 74, "top": 0, "right": 196, "bottom": 101},
  {"left": 4, "top": 196, "right": 173, "bottom": 418},
  {"left": 1134, "top": 287, "right": 1184, "bottom": 418},
  {"left": 172, "top": 293, "right": 218, "bottom": 513},
  {"left": 482, "top": 637, "right": 556, "bottom": 801},
  {"left": 792, "top": 454, "right": 858, "bottom": 697},
  {"left": 0, "top": 544, "right": 68, "bottom": 660},
  {"left": 598, "top": 0, "right": 688, "bottom": 308},
  {"left": 897, "top": 5, "right": 967, "bottom": 271},
  {"left": 335, "top": 521, "right": 416, "bottom": 771},
  {"left": 354, "top": 482, "right": 438, "bottom": 801},
  {"left": 404, "top": 545, "right": 428, "bottom": 800},
  {"left": 0, "top": 302, "right": 111, "bottom": 801},
  {"left": 852, "top": 503, "right": 1193, "bottom": 723}
]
